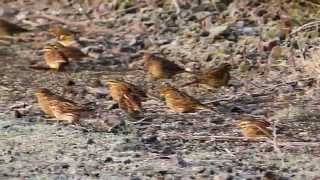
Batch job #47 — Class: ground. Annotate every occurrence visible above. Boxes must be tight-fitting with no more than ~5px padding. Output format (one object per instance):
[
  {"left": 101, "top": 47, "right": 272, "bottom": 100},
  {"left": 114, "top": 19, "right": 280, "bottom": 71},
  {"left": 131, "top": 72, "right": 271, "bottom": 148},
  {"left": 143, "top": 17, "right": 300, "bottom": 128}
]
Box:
[{"left": 1, "top": 0, "right": 320, "bottom": 179}]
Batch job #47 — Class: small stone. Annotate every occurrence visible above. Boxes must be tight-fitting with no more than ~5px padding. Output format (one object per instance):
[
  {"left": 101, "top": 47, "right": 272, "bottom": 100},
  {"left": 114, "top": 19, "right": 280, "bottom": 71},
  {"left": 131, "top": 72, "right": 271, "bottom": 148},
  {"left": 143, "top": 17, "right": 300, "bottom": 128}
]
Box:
[
  {"left": 200, "top": 31, "right": 210, "bottom": 37},
  {"left": 61, "top": 164, "right": 69, "bottom": 169},
  {"left": 123, "top": 159, "right": 131, "bottom": 164},
  {"left": 230, "top": 106, "right": 245, "bottom": 113},
  {"left": 87, "top": 138, "right": 95, "bottom": 144},
  {"left": 95, "top": 93, "right": 106, "bottom": 99},
  {"left": 255, "top": 9, "right": 268, "bottom": 17},
  {"left": 66, "top": 79, "right": 75, "bottom": 86},
  {"left": 107, "top": 103, "right": 119, "bottom": 110},
  {"left": 263, "top": 171, "right": 278, "bottom": 180},
  {"left": 104, "top": 157, "right": 113, "bottom": 163},
  {"left": 133, "top": 153, "right": 141, "bottom": 158},
  {"left": 13, "top": 110, "right": 22, "bottom": 118},
  {"left": 188, "top": 15, "right": 197, "bottom": 21},
  {"left": 193, "top": 167, "right": 206, "bottom": 174},
  {"left": 185, "top": 61, "right": 201, "bottom": 72},
  {"left": 141, "top": 135, "right": 158, "bottom": 144},
  {"left": 161, "top": 146, "right": 175, "bottom": 155},
  {"left": 130, "top": 176, "right": 141, "bottom": 180}
]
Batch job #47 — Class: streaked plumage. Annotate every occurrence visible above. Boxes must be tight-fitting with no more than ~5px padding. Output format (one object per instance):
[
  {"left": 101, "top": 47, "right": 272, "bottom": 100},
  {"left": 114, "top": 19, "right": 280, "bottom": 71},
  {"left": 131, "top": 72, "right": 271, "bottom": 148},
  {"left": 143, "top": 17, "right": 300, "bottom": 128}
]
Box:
[
  {"left": 181, "top": 63, "right": 231, "bottom": 88},
  {"left": 53, "top": 42, "right": 87, "bottom": 59},
  {"left": 106, "top": 79, "right": 147, "bottom": 102},
  {"left": 119, "top": 93, "right": 142, "bottom": 115},
  {"left": 43, "top": 43, "right": 68, "bottom": 70},
  {"left": 160, "top": 84, "right": 210, "bottom": 113},
  {"left": 36, "top": 88, "right": 84, "bottom": 123},
  {"left": 49, "top": 25, "right": 78, "bottom": 47},
  {"left": 237, "top": 118, "right": 273, "bottom": 139},
  {"left": 143, "top": 53, "right": 189, "bottom": 79}
]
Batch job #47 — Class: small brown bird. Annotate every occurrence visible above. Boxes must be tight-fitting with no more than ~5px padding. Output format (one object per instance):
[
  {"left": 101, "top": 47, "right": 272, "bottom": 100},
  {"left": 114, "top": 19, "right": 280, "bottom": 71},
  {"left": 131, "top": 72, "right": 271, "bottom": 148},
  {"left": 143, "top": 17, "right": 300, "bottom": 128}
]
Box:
[
  {"left": 143, "top": 53, "right": 191, "bottom": 79},
  {"left": 53, "top": 42, "right": 87, "bottom": 60},
  {"left": 118, "top": 93, "right": 142, "bottom": 116},
  {"left": 160, "top": 84, "right": 210, "bottom": 113},
  {"left": 237, "top": 118, "right": 273, "bottom": 139},
  {"left": 0, "top": 19, "right": 29, "bottom": 36},
  {"left": 181, "top": 63, "right": 232, "bottom": 89},
  {"left": 48, "top": 25, "right": 78, "bottom": 47},
  {"left": 106, "top": 79, "right": 147, "bottom": 102},
  {"left": 43, "top": 43, "right": 68, "bottom": 70},
  {"left": 36, "top": 88, "right": 84, "bottom": 124}
]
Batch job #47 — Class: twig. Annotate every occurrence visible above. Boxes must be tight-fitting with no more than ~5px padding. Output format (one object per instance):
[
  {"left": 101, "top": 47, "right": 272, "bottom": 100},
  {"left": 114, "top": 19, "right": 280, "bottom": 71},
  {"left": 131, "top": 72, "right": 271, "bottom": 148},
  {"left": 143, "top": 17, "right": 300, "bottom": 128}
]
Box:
[
  {"left": 192, "top": 135, "right": 320, "bottom": 146},
  {"left": 203, "top": 96, "right": 236, "bottom": 105},
  {"left": 0, "top": 39, "right": 11, "bottom": 45},
  {"left": 100, "top": 3, "right": 146, "bottom": 17},
  {"left": 272, "top": 119, "right": 280, "bottom": 151},
  {"left": 259, "top": 77, "right": 314, "bottom": 92},
  {"left": 223, "top": 148, "right": 236, "bottom": 157},
  {"left": 304, "top": 0, "right": 320, "bottom": 8},
  {"left": 290, "top": 20, "right": 320, "bottom": 36},
  {"left": 31, "top": 14, "right": 90, "bottom": 27},
  {"left": 192, "top": 135, "right": 267, "bottom": 142},
  {"left": 196, "top": 12, "right": 217, "bottom": 23},
  {"left": 271, "top": 117, "right": 285, "bottom": 167},
  {"left": 127, "top": 117, "right": 151, "bottom": 125},
  {"left": 277, "top": 141, "right": 320, "bottom": 146},
  {"left": 233, "top": 76, "right": 261, "bottom": 89}
]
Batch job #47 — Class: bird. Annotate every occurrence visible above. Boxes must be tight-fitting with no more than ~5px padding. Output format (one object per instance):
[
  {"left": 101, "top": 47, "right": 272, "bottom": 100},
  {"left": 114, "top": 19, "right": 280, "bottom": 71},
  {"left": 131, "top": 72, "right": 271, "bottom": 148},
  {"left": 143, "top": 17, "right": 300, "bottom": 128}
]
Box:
[
  {"left": 52, "top": 42, "right": 87, "bottom": 60},
  {"left": 143, "top": 52, "right": 191, "bottom": 79},
  {"left": 106, "top": 79, "right": 147, "bottom": 102},
  {"left": 118, "top": 93, "right": 142, "bottom": 117},
  {"left": 0, "top": 19, "right": 29, "bottom": 37},
  {"left": 35, "top": 88, "right": 85, "bottom": 124},
  {"left": 237, "top": 118, "right": 273, "bottom": 139},
  {"left": 42, "top": 43, "right": 68, "bottom": 70},
  {"left": 160, "top": 84, "right": 211, "bottom": 113},
  {"left": 181, "top": 63, "right": 232, "bottom": 89},
  {"left": 48, "top": 25, "right": 78, "bottom": 47}
]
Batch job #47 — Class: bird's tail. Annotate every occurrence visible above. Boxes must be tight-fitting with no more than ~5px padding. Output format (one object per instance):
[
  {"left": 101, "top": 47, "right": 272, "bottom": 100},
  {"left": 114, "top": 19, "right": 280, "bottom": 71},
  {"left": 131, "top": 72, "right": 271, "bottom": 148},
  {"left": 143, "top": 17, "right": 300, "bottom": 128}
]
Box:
[
  {"left": 29, "top": 65, "right": 51, "bottom": 71},
  {"left": 254, "top": 125, "right": 273, "bottom": 140}
]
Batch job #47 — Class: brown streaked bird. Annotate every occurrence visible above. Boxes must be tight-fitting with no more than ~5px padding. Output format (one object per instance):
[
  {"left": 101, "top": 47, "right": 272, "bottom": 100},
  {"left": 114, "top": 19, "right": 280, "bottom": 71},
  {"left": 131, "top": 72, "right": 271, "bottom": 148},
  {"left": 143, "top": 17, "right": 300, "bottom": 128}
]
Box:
[
  {"left": 181, "top": 63, "right": 232, "bottom": 89},
  {"left": 48, "top": 25, "right": 78, "bottom": 47},
  {"left": 36, "top": 88, "right": 85, "bottom": 124},
  {"left": 160, "top": 84, "right": 211, "bottom": 113},
  {"left": 143, "top": 53, "right": 191, "bottom": 79},
  {"left": 119, "top": 93, "right": 142, "bottom": 116},
  {"left": 106, "top": 79, "right": 147, "bottom": 102},
  {"left": 53, "top": 42, "right": 87, "bottom": 60},
  {"left": 43, "top": 43, "right": 68, "bottom": 70},
  {"left": 237, "top": 118, "right": 273, "bottom": 139},
  {"left": 0, "top": 19, "right": 29, "bottom": 36}
]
